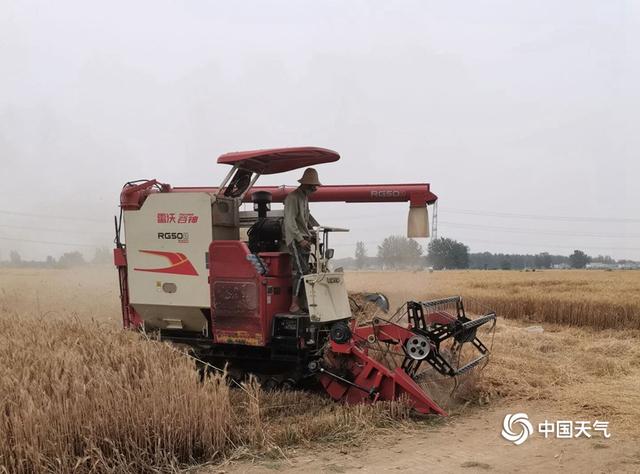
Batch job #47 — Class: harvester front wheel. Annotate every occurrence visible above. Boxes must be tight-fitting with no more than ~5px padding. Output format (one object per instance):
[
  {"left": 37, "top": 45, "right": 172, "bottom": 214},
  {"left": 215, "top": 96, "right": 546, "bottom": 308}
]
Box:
[{"left": 330, "top": 321, "right": 351, "bottom": 344}]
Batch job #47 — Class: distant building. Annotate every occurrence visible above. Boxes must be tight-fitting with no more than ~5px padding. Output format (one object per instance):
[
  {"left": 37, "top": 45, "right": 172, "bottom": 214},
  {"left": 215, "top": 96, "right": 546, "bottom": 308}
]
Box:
[
  {"left": 586, "top": 263, "right": 617, "bottom": 270},
  {"left": 618, "top": 262, "right": 640, "bottom": 270},
  {"left": 552, "top": 263, "right": 571, "bottom": 269},
  {"left": 582, "top": 262, "right": 640, "bottom": 270}
]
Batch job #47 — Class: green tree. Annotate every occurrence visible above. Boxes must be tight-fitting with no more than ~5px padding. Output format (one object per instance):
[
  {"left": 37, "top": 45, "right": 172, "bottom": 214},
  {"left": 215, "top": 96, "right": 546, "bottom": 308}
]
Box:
[
  {"left": 569, "top": 250, "right": 591, "bottom": 269},
  {"left": 534, "top": 252, "right": 552, "bottom": 269},
  {"left": 592, "top": 254, "right": 615, "bottom": 264},
  {"left": 57, "top": 251, "right": 86, "bottom": 268},
  {"left": 377, "top": 235, "right": 423, "bottom": 269},
  {"left": 427, "top": 237, "right": 469, "bottom": 269},
  {"left": 354, "top": 241, "right": 367, "bottom": 269}
]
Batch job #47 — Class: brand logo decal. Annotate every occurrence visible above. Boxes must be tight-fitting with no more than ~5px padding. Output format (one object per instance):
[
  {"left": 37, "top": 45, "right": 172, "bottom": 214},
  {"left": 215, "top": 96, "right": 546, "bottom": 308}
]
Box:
[
  {"left": 134, "top": 250, "right": 198, "bottom": 276},
  {"left": 157, "top": 212, "right": 199, "bottom": 224}
]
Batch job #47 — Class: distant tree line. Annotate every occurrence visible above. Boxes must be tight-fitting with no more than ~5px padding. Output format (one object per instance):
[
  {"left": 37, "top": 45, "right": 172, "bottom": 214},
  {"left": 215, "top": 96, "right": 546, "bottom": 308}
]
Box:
[
  {"left": 2, "top": 239, "right": 635, "bottom": 272},
  {"left": 334, "top": 236, "right": 634, "bottom": 271},
  {"left": 0, "top": 247, "right": 111, "bottom": 269},
  {"left": 470, "top": 251, "right": 561, "bottom": 270}
]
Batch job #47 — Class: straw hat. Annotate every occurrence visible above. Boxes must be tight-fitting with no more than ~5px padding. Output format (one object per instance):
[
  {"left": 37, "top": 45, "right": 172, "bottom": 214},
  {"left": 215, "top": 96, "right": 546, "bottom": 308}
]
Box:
[{"left": 298, "top": 168, "right": 321, "bottom": 186}]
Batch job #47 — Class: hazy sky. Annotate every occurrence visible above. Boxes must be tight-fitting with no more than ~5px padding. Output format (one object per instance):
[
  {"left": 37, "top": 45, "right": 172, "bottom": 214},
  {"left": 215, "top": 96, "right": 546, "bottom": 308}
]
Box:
[{"left": 1, "top": 0, "right": 639, "bottom": 261}]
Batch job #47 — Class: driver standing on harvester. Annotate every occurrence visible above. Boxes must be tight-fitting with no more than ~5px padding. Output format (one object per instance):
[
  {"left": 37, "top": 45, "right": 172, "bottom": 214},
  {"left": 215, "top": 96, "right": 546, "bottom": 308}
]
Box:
[{"left": 284, "top": 168, "right": 321, "bottom": 313}]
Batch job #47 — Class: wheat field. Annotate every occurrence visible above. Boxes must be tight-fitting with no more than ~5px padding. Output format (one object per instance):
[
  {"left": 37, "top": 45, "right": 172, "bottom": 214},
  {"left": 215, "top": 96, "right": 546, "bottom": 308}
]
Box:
[
  {"left": 0, "top": 267, "right": 411, "bottom": 473},
  {"left": 1, "top": 266, "right": 639, "bottom": 472}
]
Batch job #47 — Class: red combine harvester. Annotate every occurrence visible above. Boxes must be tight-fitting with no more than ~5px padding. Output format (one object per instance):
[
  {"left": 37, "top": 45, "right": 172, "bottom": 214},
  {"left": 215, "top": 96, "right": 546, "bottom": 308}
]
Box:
[{"left": 114, "top": 147, "right": 496, "bottom": 415}]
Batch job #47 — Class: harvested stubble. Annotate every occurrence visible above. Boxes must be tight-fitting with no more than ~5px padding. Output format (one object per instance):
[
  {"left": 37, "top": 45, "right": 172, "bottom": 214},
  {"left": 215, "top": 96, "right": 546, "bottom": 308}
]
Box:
[
  {"left": 472, "top": 323, "right": 640, "bottom": 431},
  {"left": 347, "top": 283, "right": 640, "bottom": 431}
]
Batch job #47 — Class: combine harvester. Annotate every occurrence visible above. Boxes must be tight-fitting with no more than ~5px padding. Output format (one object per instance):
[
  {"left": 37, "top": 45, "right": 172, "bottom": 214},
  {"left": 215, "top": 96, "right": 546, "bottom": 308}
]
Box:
[{"left": 114, "top": 147, "right": 496, "bottom": 415}]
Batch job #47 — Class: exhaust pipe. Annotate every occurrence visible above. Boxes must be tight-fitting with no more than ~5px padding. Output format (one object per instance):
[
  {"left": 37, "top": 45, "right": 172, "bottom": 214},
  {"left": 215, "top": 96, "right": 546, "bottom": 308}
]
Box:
[{"left": 407, "top": 205, "right": 429, "bottom": 238}]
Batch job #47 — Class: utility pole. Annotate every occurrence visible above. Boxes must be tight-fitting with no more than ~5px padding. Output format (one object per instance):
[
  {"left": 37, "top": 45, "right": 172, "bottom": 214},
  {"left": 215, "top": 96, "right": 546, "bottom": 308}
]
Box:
[{"left": 431, "top": 201, "right": 438, "bottom": 241}]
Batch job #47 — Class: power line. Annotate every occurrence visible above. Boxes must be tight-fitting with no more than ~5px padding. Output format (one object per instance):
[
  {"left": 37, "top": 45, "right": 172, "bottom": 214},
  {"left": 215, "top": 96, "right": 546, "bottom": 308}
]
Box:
[
  {"left": 332, "top": 240, "right": 382, "bottom": 248},
  {"left": 316, "top": 207, "right": 640, "bottom": 225},
  {"left": 441, "top": 207, "right": 640, "bottom": 224},
  {"left": 438, "top": 221, "right": 640, "bottom": 239},
  {"left": 0, "top": 237, "right": 104, "bottom": 248},
  {"left": 0, "top": 209, "right": 105, "bottom": 223},
  {"left": 344, "top": 220, "right": 640, "bottom": 239},
  {"left": 0, "top": 224, "right": 111, "bottom": 235}
]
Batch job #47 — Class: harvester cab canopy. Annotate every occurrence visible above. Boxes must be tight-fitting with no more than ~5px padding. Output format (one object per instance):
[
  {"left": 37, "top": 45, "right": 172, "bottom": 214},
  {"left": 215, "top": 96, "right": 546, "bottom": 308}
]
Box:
[
  {"left": 217, "top": 147, "right": 340, "bottom": 174},
  {"left": 216, "top": 147, "right": 340, "bottom": 201}
]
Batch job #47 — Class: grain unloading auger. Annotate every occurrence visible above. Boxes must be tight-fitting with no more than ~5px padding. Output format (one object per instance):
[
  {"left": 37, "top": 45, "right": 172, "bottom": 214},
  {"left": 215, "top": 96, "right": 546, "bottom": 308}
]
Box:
[{"left": 114, "top": 147, "right": 496, "bottom": 416}]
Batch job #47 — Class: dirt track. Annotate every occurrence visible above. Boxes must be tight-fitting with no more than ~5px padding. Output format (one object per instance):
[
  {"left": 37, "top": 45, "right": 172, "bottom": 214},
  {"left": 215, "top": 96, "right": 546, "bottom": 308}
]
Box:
[{"left": 224, "top": 397, "right": 640, "bottom": 473}]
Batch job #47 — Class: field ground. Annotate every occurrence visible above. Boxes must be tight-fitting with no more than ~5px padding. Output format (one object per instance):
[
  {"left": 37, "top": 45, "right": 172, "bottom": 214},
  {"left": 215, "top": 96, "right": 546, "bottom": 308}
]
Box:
[
  {"left": 227, "top": 400, "right": 640, "bottom": 473},
  {"left": 1, "top": 267, "right": 639, "bottom": 472}
]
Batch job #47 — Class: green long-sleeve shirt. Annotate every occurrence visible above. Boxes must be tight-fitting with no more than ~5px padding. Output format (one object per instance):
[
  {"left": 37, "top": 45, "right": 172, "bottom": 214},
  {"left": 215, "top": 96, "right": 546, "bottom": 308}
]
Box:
[{"left": 283, "top": 187, "right": 312, "bottom": 246}]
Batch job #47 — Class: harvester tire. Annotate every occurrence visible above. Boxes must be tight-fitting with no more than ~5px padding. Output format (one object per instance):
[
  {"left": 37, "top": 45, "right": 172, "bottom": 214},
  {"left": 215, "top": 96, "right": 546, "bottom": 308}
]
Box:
[
  {"left": 281, "top": 378, "right": 297, "bottom": 391},
  {"left": 262, "top": 378, "right": 280, "bottom": 392},
  {"left": 330, "top": 321, "right": 351, "bottom": 344}
]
